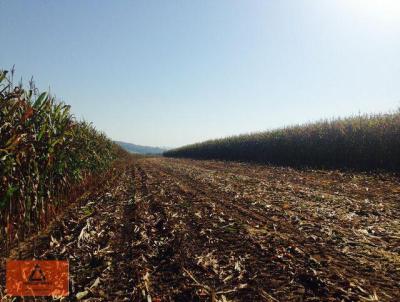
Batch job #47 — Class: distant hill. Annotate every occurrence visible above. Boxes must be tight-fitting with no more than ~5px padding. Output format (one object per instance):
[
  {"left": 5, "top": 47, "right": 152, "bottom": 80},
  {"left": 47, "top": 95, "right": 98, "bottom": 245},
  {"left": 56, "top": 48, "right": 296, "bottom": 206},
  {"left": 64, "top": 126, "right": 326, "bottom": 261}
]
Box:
[{"left": 115, "top": 141, "right": 167, "bottom": 155}]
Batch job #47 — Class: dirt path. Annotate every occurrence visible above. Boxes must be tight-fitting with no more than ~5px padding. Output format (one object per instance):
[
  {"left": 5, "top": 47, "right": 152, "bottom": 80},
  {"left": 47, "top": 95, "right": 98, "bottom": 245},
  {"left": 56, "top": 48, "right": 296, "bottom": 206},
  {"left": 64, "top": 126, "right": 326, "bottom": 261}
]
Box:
[{"left": 1, "top": 157, "right": 399, "bottom": 301}]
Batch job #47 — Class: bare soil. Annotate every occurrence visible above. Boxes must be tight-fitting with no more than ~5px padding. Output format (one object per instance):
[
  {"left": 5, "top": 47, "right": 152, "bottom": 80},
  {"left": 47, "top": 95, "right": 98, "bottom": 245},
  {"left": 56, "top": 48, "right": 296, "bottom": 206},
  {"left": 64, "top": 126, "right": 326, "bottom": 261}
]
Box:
[{"left": 1, "top": 157, "right": 399, "bottom": 301}]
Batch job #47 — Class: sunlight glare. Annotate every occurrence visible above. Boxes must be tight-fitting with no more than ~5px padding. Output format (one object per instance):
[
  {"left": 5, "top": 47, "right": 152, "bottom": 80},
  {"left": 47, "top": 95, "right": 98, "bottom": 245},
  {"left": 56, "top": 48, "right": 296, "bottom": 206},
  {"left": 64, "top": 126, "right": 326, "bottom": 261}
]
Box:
[{"left": 343, "top": 0, "right": 400, "bottom": 29}]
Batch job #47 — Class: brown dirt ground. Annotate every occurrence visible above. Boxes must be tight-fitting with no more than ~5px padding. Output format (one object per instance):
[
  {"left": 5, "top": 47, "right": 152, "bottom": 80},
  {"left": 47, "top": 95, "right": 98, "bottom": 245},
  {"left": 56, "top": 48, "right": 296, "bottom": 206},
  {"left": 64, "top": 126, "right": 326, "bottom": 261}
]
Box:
[{"left": 1, "top": 157, "right": 399, "bottom": 301}]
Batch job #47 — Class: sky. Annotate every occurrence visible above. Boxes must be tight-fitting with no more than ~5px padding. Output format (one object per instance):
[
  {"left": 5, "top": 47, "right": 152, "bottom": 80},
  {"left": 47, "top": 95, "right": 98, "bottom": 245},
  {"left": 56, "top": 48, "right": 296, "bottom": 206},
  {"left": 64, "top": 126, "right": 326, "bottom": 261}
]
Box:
[{"left": 1, "top": 0, "right": 400, "bottom": 147}]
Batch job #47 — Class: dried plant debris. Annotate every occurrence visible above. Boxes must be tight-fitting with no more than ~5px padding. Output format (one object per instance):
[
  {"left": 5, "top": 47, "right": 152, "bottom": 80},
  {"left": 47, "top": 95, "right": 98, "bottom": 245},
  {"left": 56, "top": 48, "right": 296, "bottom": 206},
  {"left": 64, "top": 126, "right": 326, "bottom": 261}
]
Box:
[{"left": 1, "top": 157, "right": 399, "bottom": 301}]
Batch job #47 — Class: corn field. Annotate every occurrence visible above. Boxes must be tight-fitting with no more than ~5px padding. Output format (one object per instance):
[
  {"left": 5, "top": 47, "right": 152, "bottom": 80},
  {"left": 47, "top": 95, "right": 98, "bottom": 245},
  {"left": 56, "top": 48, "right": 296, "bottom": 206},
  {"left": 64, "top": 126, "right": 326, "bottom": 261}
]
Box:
[
  {"left": 0, "top": 69, "right": 119, "bottom": 247},
  {"left": 164, "top": 112, "right": 400, "bottom": 171}
]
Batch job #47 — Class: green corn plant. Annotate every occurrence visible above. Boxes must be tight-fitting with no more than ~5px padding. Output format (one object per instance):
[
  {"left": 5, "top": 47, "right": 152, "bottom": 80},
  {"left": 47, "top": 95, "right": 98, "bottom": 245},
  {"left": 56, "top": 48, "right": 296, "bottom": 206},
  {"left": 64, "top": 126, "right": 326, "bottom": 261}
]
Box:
[
  {"left": 164, "top": 110, "right": 400, "bottom": 171},
  {"left": 0, "top": 69, "right": 120, "bottom": 247}
]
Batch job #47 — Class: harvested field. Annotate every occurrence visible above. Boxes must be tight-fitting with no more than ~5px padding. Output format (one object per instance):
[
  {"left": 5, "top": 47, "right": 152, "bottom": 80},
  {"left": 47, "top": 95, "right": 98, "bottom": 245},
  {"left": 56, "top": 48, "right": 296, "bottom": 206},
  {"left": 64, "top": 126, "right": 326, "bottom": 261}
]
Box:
[{"left": 1, "top": 157, "right": 400, "bottom": 301}]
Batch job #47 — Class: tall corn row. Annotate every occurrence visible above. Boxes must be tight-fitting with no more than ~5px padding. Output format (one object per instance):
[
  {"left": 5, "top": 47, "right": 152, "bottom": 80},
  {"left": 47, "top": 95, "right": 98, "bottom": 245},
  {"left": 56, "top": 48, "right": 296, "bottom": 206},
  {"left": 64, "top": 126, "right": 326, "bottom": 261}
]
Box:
[
  {"left": 164, "top": 112, "right": 400, "bottom": 171},
  {"left": 0, "top": 70, "right": 117, "bottom": 247}
]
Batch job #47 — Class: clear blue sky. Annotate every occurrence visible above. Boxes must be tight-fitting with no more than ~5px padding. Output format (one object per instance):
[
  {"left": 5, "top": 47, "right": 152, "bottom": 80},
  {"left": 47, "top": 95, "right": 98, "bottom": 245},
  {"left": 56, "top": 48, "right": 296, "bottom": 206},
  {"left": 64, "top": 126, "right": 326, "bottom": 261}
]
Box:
[{"left": 1, "top": 0, "right": 400, "bottom": 147}]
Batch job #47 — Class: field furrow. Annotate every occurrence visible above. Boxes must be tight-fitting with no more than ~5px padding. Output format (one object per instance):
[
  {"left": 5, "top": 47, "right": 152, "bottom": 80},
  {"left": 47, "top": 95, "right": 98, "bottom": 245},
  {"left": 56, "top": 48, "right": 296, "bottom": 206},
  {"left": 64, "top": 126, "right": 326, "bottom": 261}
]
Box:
[{"left": 1, "top": 157, "right": 399, "bottom": 301}]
